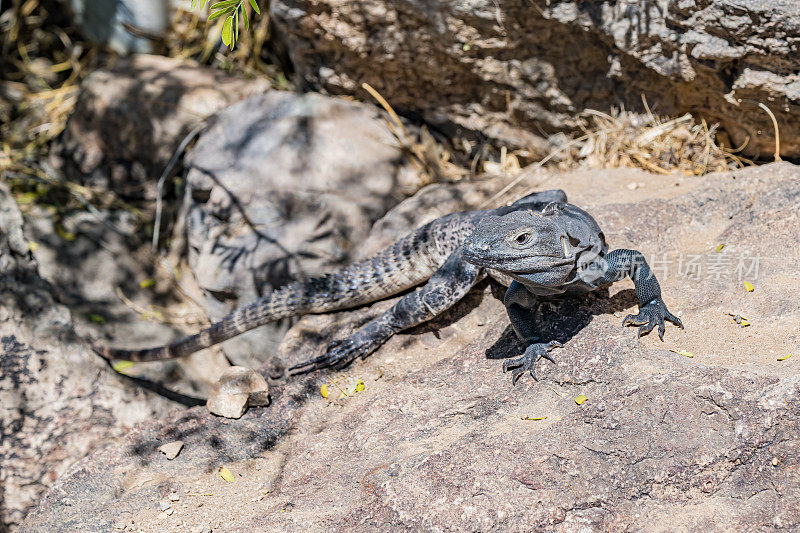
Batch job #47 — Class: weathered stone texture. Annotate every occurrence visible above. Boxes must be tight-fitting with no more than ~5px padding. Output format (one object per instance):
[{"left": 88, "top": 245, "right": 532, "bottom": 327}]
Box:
[
  {"left": 182, "top": 91, "right": 420, "bottom": 368},
  {"left": 271, "top": 0, "right": 800, "bottom": 157}
]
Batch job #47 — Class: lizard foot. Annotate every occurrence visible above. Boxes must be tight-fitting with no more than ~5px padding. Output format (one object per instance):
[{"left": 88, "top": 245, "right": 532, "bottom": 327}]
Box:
[
  {"left": 502, "top": 340, "right": 562, "bottom": 385},
  {"left": 622, "top": 297, "right": 683, "bottom": 340},
  {"left": 289, "top": 335, "right": 377, "bottom": 375}
]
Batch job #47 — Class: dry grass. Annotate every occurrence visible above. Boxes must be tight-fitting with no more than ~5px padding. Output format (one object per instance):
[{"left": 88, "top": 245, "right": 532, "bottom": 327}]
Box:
[
  {"left": 362, "top": 82, "right": 468, "bottom": 193},
  {"left": 0, "top": 0, "right": 286, "bottom": 214},
  {"left": 555, "top": 103, "right": 750, "bottom": 175},
  {"left": 0, "top": 0, "right": 88, "bottom": 176},
  {"left": 479, "top": 100, "right": 751, "bottom": 208}
]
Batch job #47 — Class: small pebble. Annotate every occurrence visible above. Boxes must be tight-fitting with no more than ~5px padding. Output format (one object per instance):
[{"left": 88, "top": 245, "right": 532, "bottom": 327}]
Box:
[
  {"left": 158, "top": 441, "right": 184, "bottom": 460},
  {"left": 165, "top": 508, "right": 174, "bottom": 516},
  {"left": 772, "top": 458, "right": 779, "bottom": 466},
  {"left": 158, "top": 501, "right": 171, "bottom": 512},
  {"left": 168, "top": 492, "right": 180, "bottom": 502}
]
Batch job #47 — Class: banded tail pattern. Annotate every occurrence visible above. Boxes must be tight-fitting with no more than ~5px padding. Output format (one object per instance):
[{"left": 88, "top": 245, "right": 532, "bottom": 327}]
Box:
[{"left": 92, "top": 221, "right": 454, "bottom": 362}]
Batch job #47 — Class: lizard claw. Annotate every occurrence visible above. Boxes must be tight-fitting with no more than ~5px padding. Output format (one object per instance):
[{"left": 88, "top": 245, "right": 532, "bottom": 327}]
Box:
[
  {"left": 289, "top": 335, "right": 376, "bottom": 375},
  {"left": 622, "top": 297, "right": 683, "bottom": 341},
  {"left": 502, "top": 340, "right": 562, "bottom": 385}
]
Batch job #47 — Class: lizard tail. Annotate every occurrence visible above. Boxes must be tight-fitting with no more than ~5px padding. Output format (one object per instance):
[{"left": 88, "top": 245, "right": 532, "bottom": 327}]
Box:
[
  {"left": 92, "top": 222, "right": 449, "bottom": 362},
  {"left": 92, "top": 285, "right": 302, "bottom": 361}
]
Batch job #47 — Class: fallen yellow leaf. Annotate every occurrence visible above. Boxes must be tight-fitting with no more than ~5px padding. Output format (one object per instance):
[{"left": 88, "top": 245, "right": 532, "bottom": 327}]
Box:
[
  {"left": 574, "top": 395, "right": 588, "bottom": 405},
  {"left": 139, "top": 278, "right": 155, "bottom": 289},
  {"left": 777, "top": 353, "right": 793, "bottom": 361},
  {"left": 320, "top": 384, "right": 329, "bottom": 398},
  {"left": 219, "top": 466, "right": 235, "bottom": 483},
  {"left": 744, "top": 281, "right": 754, "bottom": 292},
  {"left": 28, "top": 241, "right": 39, "bottom": 252},
  {"left": 55, "top": 224, "right": 76, "bottom": 241},
  {"left": 112, "top": 360, "right": 135, "bottom": 373},
  {"left": 669, "top": 349, "right": 694, "bottom": 358},
  {"left": 715, "top": 244, "right": 724, "bottom": 252},
  {"left": 521, "top": 416, "right": 548, "bottom": 421},
  {"left": 344, "top": 378, "right": 366, "bottom": 396}
]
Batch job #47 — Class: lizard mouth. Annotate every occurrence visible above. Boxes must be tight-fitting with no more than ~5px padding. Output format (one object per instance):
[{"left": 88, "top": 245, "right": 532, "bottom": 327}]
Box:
[
  {"left": 497, "top": 256, "right": 574, "bottom": 274},
  {"left": 463, "top": 248, "right": 570, "bottom": 271}
]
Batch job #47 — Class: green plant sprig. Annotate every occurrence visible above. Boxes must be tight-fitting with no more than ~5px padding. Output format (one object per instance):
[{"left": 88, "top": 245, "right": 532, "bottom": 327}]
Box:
[{"left": 190, "top": 0, "right": 260, "bottom": 49}]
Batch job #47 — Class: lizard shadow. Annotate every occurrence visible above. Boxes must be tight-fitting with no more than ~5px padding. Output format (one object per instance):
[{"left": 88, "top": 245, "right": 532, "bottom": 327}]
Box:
[
  {"left": 118, "top": 286, "right": 637, "bottom": 473},
  {"left": 484, "top": 284, "right": 640, "bottom": 360}
]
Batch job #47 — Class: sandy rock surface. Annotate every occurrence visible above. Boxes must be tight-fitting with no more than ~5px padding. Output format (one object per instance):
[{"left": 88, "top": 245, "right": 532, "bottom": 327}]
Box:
[
  {"left": 271, "top": 0, "right": 800, "bottom": 158},
  {"left": 0, "top": 183, "right": 178, "bottom": 530},
  {"left": 22, "top": 163, "right": 800, "bottom": 531}
]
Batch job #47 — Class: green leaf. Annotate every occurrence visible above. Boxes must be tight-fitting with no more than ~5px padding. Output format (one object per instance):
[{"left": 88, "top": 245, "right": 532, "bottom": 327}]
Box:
[
  {"left": 86, "top": 313, "right": 106, "bottom": 324},
  {"left": 234, "top": 8, "right": 239, "bottom": 43},
  {"left": 208, "top": 6, "right": 234, "bottom": 20},
  {"left": 248, "top": 0, "right": 260, "bottom": 15},
  {"left": 191, "top": 0, "right": 198, "bottom": 9},
  {"left": 242, "top": 5, "right": 249, "bottom": 31},
  {"left": 210, "top": 0, "right": 239, "bottom": 8},
  {"left": 221, "top": 16, "right": 233, "bottom": 46}
]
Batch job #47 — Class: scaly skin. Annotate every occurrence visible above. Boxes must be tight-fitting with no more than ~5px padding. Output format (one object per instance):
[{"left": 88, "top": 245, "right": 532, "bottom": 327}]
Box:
[
  {"left": 463, "top": 201, "right": 683, "bottom": 384},
  {"left": 94, "top": 190, "right": 682, "bottom": 384},
  {"left": 93, "top": 190, "right": 566, "bottom": 364},
  {"left": 93, "top": 216, "right": 463, "bottom": 361}
]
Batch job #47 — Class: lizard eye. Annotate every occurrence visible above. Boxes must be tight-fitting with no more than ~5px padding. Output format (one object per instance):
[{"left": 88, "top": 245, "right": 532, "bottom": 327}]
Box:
[{"left": 510, "top": 232, "right": 532, "bottom": 246}]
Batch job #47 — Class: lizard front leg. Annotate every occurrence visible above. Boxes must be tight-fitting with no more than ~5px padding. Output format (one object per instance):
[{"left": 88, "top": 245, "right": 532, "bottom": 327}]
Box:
[
  {"left": 594, "top": 249, "right": 683, "bottom": 339},
  {"left": 290, "top": 248, "right": 485, "bottom": 374},
  {"left": 502, "top": 281, "right": 562, "bottom": 384}
]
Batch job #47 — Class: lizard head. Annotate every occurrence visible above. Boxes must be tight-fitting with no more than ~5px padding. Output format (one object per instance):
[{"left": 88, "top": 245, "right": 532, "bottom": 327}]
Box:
[{"left": 463, "top": 202, "right": 606, "bottom": 285}]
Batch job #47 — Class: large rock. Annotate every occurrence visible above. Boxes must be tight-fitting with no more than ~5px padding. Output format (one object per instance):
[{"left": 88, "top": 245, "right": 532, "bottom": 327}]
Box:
[
  {"left": 182, "top": 91, "right": 421, "bottom": 368},
  {"left": 23, "top": 163, "right": 800, "bottom": 530},
  {"left": 0, "top": 183, "right": 182, "bottom": 531},
  {"left": 50, "top": 54, "right": 270, "bottom": 197},
  {"left": 271, "top": 0, "right": 800, "bottom": 158}
]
